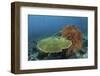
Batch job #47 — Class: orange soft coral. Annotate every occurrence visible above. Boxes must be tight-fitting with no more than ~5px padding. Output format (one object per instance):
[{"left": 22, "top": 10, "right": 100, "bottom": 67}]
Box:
[{"left": 61, "top": 25, "right": 82, "bottom": 55}]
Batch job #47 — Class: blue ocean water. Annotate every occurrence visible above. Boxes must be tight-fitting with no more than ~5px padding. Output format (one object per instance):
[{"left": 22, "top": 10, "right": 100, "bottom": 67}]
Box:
[
  {"left": 28, "top": 15, "right": 88, "bottom": 42},
  {"left": 28, "top": 15, "right": 88, "bottom": 60}
]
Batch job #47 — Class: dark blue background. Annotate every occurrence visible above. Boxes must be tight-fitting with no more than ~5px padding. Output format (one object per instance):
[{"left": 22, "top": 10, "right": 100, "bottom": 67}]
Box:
[{"left": 28, "top": 15, "right": 88, "bottom": 42}]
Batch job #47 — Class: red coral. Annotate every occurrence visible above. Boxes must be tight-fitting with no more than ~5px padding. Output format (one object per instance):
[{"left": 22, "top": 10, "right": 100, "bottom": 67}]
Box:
[{"left": 61, "top": 25, "right": 82, "bottom": 55}]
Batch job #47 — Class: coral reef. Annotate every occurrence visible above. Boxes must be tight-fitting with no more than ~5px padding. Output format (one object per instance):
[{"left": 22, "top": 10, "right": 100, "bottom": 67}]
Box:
[
  {"left": 61, "top": 25, "right": 82, "bottom": 55},
  {"left": 28, "top": 25, "right": 88, "bottom": 60},
  {"left": 37, "top": 37, "right": 72, "bottom": 53}
]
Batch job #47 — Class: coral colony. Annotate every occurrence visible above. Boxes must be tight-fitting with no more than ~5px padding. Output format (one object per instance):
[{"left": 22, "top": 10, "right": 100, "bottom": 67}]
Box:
[
  {"left": 61, "top": 25, "right": 82, "bottom": 56},
  {"left": 37, "top": 37, "right": 72, "bottom": 53},
  {"left": 28, "top": 25, "right": 88, "bottom": 60}
]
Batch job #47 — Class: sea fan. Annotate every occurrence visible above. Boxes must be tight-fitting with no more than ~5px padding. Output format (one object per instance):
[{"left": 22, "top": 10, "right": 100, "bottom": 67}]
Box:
[{"left": 61, "top": 25, "right": 82, "bottom": 55}]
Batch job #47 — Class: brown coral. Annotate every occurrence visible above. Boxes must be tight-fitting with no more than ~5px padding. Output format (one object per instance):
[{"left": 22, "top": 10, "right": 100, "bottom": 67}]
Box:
[{"left": 61, "top": 25, "right": 82, "bottom": 55}]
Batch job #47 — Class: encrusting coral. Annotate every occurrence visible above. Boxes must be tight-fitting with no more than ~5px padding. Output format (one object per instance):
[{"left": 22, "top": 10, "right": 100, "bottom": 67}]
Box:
[{"left": 61, "top": 25, "right": 82, "bottom": 55}]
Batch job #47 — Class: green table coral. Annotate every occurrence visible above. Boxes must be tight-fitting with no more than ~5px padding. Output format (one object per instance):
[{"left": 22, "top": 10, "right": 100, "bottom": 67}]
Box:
[{"left": 37, "top": 37, "right": 72, "bottom": 53}]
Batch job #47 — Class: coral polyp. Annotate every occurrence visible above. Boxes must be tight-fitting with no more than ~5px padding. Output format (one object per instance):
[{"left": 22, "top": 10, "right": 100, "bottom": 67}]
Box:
[{"left": 37, "top": 37, "right": 72, "bottom": 53}]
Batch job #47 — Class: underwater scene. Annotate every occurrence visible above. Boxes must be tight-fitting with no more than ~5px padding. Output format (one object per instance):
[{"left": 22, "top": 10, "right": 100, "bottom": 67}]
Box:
[{"left": 28, "top": 15, "right": 88, "bottom": 61}]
